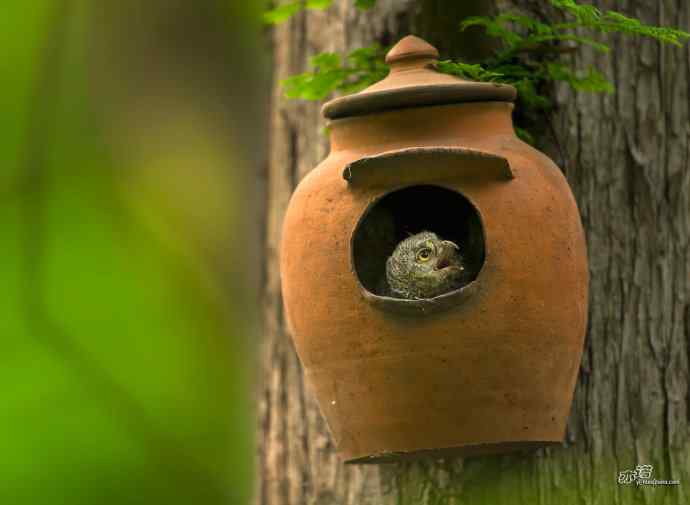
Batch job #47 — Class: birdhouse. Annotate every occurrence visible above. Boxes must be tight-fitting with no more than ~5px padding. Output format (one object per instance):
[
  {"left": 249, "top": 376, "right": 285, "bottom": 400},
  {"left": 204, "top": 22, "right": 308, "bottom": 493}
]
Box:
[{"left": 280, "top": 36, "right": 589, "bottom": 463}]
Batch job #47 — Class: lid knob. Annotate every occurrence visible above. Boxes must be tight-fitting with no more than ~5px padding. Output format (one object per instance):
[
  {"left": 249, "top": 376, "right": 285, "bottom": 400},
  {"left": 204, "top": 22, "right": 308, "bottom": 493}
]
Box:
[
  {"left": 385, "top": 35, "right": 439, "bottom": 67},
  {"left": 321, "top": 35, "right": 516, "bottom": 119}
]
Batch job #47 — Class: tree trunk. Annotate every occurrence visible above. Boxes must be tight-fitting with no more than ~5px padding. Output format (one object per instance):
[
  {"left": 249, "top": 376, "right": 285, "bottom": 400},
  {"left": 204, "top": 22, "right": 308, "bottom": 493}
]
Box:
[{"left": 257, "top": 1, "right": 690, "bottom": 504}]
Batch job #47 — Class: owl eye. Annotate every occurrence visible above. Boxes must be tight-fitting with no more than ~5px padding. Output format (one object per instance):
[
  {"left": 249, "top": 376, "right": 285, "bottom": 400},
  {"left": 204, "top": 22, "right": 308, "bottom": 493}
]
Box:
[{"left": 416, "top": 248, "right": 432, "bottom": 262}]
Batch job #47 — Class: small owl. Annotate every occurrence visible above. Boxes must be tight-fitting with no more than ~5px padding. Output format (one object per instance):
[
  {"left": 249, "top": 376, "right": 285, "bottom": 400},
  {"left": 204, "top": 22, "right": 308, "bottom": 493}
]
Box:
[{"left": 385, "top": 231, "right": 465, "bottom": 299}]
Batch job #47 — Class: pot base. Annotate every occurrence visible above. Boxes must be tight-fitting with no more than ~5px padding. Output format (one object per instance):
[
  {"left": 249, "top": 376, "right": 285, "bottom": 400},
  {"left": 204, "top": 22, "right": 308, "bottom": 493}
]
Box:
[{"left": 345, "top": 441, "right": 561, "bottom": 464}]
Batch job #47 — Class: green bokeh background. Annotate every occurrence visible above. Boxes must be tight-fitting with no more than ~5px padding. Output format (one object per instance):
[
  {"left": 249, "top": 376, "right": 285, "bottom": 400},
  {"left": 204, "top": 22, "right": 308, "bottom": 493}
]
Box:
[{"left": 1, "top": 1, "right": 263, "bottom": 503}]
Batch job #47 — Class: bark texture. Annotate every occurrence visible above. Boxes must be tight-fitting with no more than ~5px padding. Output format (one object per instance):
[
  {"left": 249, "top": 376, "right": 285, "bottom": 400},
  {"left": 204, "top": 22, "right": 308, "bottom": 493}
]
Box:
[{"left": 258, "top": 1, "right": 690, "bottom": 503}]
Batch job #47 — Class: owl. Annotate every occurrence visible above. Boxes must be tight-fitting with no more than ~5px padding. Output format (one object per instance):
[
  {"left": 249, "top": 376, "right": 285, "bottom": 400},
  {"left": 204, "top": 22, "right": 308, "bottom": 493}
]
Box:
[{"left": 385, "top": 231, "right": 465, "bottom": 299}]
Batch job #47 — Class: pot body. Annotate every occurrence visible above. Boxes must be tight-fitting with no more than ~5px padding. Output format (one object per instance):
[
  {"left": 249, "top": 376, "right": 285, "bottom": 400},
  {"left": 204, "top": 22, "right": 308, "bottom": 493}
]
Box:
[{"left": 280, "top": 102, "right": 588, "bottom": 462}]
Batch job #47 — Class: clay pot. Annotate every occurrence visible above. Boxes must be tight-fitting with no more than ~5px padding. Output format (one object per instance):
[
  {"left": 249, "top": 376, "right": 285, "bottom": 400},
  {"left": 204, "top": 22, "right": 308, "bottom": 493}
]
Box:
[{"left": 280, "top": 36, "right": 588, "bottom": 463}]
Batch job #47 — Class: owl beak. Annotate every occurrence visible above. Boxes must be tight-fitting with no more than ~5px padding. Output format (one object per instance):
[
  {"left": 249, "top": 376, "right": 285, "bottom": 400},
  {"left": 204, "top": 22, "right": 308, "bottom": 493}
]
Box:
[
  {"left": 441, "top": 240, "right": 459, "bottom": 251},
  {"left": 436, "top": 240, "right": 461, "bottom": 270}
]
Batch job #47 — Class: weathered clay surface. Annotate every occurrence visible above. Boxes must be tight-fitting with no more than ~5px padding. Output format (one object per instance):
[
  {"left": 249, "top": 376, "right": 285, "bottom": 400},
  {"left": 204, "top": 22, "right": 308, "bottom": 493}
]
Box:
[{"left": 280, "top": 37, "right": 588, "bottom": 463}]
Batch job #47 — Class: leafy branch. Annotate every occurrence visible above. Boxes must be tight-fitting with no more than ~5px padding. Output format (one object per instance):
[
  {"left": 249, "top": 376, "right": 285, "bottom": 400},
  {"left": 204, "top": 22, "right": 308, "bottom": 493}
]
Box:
[
  {"left": 282, "top": 44, "right": 388, "bottom": 100},
  {"left": 270, "top": 0, "right": 690, "bottom": 142}
]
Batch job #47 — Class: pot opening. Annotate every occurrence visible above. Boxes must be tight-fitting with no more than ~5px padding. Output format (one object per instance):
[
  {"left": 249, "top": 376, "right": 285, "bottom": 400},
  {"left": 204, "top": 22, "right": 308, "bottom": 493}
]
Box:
[{"left": 352, "top": 185, "right": 485, "bottom": 301}]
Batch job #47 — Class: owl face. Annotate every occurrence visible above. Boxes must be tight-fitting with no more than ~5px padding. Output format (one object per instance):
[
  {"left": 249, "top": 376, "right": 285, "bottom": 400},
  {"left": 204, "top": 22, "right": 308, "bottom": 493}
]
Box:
[{"left": 386, "top": 231, "right": 465, "bottom": 299}]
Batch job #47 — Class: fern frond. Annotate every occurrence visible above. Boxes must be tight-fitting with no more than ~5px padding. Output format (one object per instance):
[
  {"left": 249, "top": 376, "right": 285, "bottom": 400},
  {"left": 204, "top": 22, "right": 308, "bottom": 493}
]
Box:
[
  {"left": 546, "top": 63, "right": 614, "bottom": 93},
  {"left": 495, "top": 13, "right": 553, "bottom": 36},
  {"left": 527, "top": 34, "right": 610, "bottom": 53},
  {"left": 550, "top": 2, "right": 690, "bottom": 47},
  {"left": 460, "top": 16, "right": 525, "bottom": 47},
  {"left": 550, "top": 0, "right": 602, "bottom": 24},
  {"left": 600, "top": 12, "right": 690, "bottom": 46},
  {"left": 512, "top": 79, "right": 551, "bottom": 110},
  {"left": 436, "top": 60, "right": 505, "bottom": 82}
]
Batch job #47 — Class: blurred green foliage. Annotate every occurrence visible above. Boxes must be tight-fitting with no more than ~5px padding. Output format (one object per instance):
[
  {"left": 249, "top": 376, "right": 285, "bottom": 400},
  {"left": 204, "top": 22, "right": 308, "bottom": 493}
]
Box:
[
  {"left": 263, "top": 0, "right": 375, "bottom": 25},
  {"left": 264, "top": 0, "right": 333, "bottom": 24},
  {"left": 1, "top": 1, "right": 262, "bottom": 503}
]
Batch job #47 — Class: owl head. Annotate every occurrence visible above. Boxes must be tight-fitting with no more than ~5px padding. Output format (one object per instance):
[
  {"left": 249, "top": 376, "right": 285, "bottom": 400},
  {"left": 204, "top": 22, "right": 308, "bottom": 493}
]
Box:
[{"left": 385, "top": 231, "right": 465, "bottom": 299}]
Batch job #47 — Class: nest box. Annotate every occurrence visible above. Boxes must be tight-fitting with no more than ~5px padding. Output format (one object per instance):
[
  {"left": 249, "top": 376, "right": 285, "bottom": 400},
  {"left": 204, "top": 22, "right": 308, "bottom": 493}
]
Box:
[{"left": 280, "top": 36, "right": 589, "bottom": 463}]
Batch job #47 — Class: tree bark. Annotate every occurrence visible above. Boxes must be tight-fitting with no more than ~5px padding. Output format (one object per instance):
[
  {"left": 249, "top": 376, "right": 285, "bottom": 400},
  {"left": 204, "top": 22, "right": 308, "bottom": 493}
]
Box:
[{"left": 257, "top": 1, "right": 690, "bottom": 504}]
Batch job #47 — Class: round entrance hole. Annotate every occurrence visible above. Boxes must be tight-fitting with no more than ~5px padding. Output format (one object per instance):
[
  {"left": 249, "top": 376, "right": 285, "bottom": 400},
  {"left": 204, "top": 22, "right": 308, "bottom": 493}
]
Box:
[{"left": 352, "top": 185, "right": 485, "bottom": 310}]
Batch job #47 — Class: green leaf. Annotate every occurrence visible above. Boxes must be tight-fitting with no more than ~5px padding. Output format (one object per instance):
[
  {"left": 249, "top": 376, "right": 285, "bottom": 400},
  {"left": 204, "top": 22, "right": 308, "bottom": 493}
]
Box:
[
  {"left": 550, "top": 0, "right": 602, "bottom": 24},
  {"left": 307, "top": 0, "right": 333, "bottom": 8},
  {"left": 549, "top": 1, "right": 690, "bottom": 46},
  {"left": 461, "top": 16, "right": 525, "bottom": 48},
  {"left": 263, "top": 2, "right": 302, "bottom": 24},
  {"left": 437, "top": 60, "right": 504, "bottom": 82},
  {"left": 490, "top": 63, "right": 541, "bottom": 80},
  {"left": 346, "top": 44, "right": 382, "bottom": 66},
  {"left": 310, "top": 52, "right": 342, "bottom": 69},
  {"left": 546, "top": 63, "right": 614, "bottom": 93},
  {"left": 601, "top": 11, "right": 690, "bottom": 46},
  {"left": 263, "top": 0, "right": 334, "bottom": 25},
  {"left": 495, "top": 12, "right": 553, "bottom": 36},
  {"left": 513, "top": 78, "right": 551, "bottom": 110},
  {"left": 528, "top": 33, "right": 610, "bottom": 52},
  {"left": 515, "top": 126, "right": 536, "bottom": 145},
  {"left": 282, "top": 67, "right": 348, "bottom": 100},
  {"left": 280, "top": 45, "right": 388, "bottom": 100}
]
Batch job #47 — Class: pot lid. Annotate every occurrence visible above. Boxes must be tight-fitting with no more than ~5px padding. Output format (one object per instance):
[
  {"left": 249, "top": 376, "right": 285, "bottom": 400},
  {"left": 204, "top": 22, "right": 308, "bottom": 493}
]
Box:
[{"left": 322, "top": 35, "right": 516, "bottom": 120}]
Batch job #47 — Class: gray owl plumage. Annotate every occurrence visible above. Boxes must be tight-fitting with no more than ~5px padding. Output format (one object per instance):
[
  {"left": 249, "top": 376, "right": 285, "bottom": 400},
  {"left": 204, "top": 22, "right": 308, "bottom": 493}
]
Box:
[{"left": 384, "top": 231, "right": 465, "bottom": 299}]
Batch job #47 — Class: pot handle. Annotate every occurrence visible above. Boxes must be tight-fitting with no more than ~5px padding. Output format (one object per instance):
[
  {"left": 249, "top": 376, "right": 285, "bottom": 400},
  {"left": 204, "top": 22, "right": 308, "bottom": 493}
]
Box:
[{"left": 343, "top": 146, "right": 513, "bottom": 187}]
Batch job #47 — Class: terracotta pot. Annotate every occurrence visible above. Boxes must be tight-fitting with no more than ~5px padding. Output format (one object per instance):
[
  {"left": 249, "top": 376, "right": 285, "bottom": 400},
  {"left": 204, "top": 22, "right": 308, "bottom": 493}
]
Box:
[{"left": 280, "top": 36, "right": 588, "bottom": 463}]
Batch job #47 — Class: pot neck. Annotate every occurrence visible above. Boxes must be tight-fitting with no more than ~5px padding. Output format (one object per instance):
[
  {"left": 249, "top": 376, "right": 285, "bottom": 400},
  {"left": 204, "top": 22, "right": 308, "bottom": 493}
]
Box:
[{"left": 329, "top": 102, "right": 516, "bottom": 154}]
